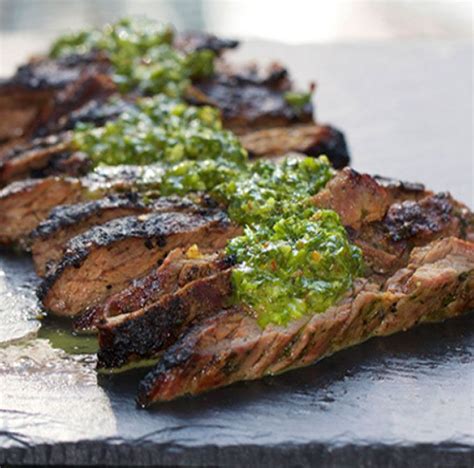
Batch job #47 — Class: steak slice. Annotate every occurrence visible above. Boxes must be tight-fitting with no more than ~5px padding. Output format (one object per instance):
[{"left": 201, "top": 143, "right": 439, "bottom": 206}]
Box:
[
  {"left": 137, "top": 237, "right": 474, "bottom": 405},
  {"left": 0, "top": 53, "right": 114, "bottom": 146},
  {"left": 188, "top": 63, "right": 313, "bottom": 135},
  {"left": 351, "top": 192, "right": 473, "bottom": 279},
  {"left": 0, "top": 132, "right": 76, "bottom": 185},
  {"left": 0, "top": 164, "right": 163, "bottom": 246},
  {"left": 31, "top": 194, "right": 151, "bottom": 277},
  {"left": 38, "top": 210, "right": 241, "bottom": 317},
  {"left": 31, "top": 195, "right": 200, "bottom": 277},
  {"left": 0, "top": 177, "right": 83, "bottom": 246},
  {"left": 0, "top": 98, "right": 136, "bottom": 184},
  {"left": 312, "top": 168, "right": 472, "bottom": 279},
  {"left": 75, "top": 248, "right": 231, "bottom": 331},
  {"left": 97, "top": 268, "right": 233, "bottom": 370},
  {"left": 241, "top": 124, "right": 350, "bottom": 169}
]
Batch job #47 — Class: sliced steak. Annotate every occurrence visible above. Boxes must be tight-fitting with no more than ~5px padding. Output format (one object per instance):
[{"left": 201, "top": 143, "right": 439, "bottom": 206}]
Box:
[
  {"left": 352, "top": 193, "right": 472, "bottom": 278},
  {"left": 137, "top": 237, "right": 474, "bottom": 405},
  {"left": 31, "top": 194, "right": 150, "bottom": 277},
  {"left": 75, "top": 248, "right": 230, "bottom": 331},
  {"left": 241, "top": 124, "right": 350, "bottom": 169},
  {"left": 0, "top": 132, "right": 74, "bottom": 185},
  {"left": 0, "top": 53, "right": 114, "bottom": 145},
  {"left": 38, "top": 210, "right": 241, "bottom": 317},
  {"left": 312, "top": 168, "right": 396, "bottom": 229},
  {"left": 31, "top": 195, "right": 201, "bottom": 277},
  {"left": 52, "top": 98, "right": 132, "bottom": 134},
  {"left": 0, "top": 177, "right": 82, "bottom": 246},
  {"left": 312, "top": 168, "right": 472, "bottom": 279},
  {"left": 0, "top": 164, "right": 163, "bottom": 246},
  {"left": 312, "top": 168, "right": 431, "bottom": 229},
  {"left": 97, "top": 268, "right": 234, "bottom": 370},
  {"left": 189, "top": 64, "right": 313, "bottom": 135}
]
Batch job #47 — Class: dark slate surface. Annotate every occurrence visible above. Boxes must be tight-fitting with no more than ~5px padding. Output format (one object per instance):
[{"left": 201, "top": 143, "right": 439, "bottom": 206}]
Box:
[{"left": 0, "top": 41, "right": 473, "bottom": 467}]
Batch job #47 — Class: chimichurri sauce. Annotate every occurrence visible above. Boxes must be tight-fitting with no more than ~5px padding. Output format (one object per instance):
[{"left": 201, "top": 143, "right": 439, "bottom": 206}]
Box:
[
  {"left": 53, "top": 19, "right": 363, "bottom": 328},
  {"left": 50, "top": 18, "right": 215, "bottom": 97}
]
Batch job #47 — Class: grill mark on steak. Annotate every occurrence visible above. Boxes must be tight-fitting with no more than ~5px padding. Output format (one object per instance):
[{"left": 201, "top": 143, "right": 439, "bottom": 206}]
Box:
[
  {"left": 31, "top": 194, "right": 200, "bottom": 277},
  {"left": 240, "top": 124, "right": 350, "bottom": 169},
  {"left": 31, "top": 193, "right": 151, "bottom": 277},
  {"left": 38, "top": 210, "right": 241, "bottom": 316},
  {"left": 384, "top": 193, "right": 458, "bottom": 242},
  {"left": 0, "top": 98, "right": 134, "bottom": 184},
  {"left": 97, "top": 268, "right": 234, "bottom": 369},
  {"left": 53, "top": 98, "right": 132, "bottom": 133},
  {"left": 352, "top": 193, "right": 471, "bottom": 279},
  {"left": 137, "top": 237, "right": 474, "bottom": 405}
]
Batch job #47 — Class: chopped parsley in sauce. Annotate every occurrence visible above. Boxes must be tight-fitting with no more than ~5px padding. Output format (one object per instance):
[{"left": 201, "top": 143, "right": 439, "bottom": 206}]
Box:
[
  {"left": 49, "top": 18, "right": 215, "bottom": 97},
  {"left": 73, "top": 96, "right": 247, "bottom": 167},
  {"left": 227, "top": 210, "right": 363, "bottom": 327}
]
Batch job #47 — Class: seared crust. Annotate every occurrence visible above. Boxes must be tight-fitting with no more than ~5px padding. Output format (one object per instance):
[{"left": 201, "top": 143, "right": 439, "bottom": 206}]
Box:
[
  {"left": 97, "top": 268, "right": 233, "bottom": 369},
  {"left": 352, "top": 192, "right": 472, "bottom": 279},
  {"left": 312, "top": 168, "right": 472, "bottom": 280},
  {"left": 31, "top": 193, "right": 150, "bottom": 276},
  {"left": 0, "top": 53, "right": 114, "bottom": 145},
  {"left": 137, "top": 237, "right": 474, "bottom": 405},
  {"left": 38, "top": 210, "right": 241, "bottom": 316},
  {"left": 0, "top": 132, "right": 74, "bottom": 184},
  {"left": 31, "top": 195, "right": 200, "bottom": 276},
  {"left": 189, "top": 63, "right": 313, "bottom": 135},
  {"left": 0, "top": 164, "right": 164, "bottom": 246}
]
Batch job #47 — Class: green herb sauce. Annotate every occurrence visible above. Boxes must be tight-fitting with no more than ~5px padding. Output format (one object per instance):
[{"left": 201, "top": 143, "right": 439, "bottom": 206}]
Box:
[
  {"left": 49, "top": 18, "right": 215, "bottom": 97},
  {"left": 73, "top": 96, "right": 247, "bottom": 167},
  {"left": 284, "top": 91, "right": 312, "bottom": 110},
  {"left": 227, "top": 210, "right": 363, "bottom": 327}
]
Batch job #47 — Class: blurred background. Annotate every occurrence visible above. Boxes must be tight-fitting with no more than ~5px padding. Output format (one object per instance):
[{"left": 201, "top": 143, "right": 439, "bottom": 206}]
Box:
[
  {"left": 0, "top": 0, "right": 472, "bottom": 75},
  {"left": 0, "top": 0, "right": 472, "bottom": 203}
]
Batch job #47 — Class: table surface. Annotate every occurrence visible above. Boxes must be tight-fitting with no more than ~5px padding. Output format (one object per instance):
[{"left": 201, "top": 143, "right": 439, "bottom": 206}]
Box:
[{"left": 0, "top": 40, "right": 473, "bottom": 467}]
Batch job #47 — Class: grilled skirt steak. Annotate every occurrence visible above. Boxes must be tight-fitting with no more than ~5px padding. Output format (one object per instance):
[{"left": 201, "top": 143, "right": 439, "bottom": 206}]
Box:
[
  {"left": 137, "top": 237, "right": 474, "bottom": 405},
  {"left": 241, "top": 124, "right": 350, "bottom": 169},
  {"left": 38, "top": 210, "right": 241, "bottom": 316},
  {"left": 0, "top": 53, "right": 115, "bottom": 146},
  {"left": 75, "top": 249, "right": 230, "bottom": 331},
  {"left": 0, "top": 164, "right": 163, "bottom": 246},
  {"left": 97, "top": 268, "right": 234, "bottom": 369},
  {"left": 312, "top": 168, "right": 473, "bottom": 279},
  {"left": 91, "top": 169, "right": 472, "bottom": 374},
  {"left": 31, "top": 195, "right": 200, "bottom": 277},
  {"left": 0, "top": 177, "right": 83, "bottom": 246},
  {"left": 188, "top": 62, "right": 313, "bottom": 135},
  {"left": 0, "top": 132, "right": 77, "bottom": 185}
]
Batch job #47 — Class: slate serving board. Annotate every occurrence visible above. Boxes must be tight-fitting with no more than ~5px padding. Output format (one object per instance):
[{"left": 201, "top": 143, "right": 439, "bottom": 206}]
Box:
[{"left": 0, "top": 41, "right": 473, "bottom": 467}]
